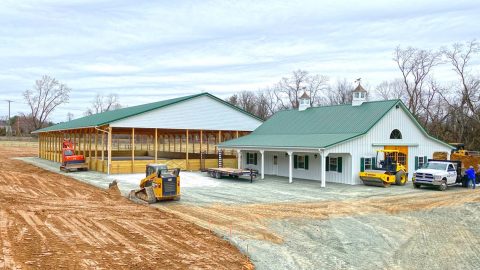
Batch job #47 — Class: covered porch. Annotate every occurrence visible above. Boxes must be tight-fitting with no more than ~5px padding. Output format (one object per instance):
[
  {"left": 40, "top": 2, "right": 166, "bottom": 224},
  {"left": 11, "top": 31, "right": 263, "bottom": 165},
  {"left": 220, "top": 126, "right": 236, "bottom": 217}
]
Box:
[{"left": 221, "top": 147, "right": 354, "bottom": 187}]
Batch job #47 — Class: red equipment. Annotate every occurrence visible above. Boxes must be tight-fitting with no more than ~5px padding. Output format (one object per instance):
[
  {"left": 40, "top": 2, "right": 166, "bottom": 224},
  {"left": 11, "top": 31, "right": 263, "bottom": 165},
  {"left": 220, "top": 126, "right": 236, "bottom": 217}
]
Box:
[{"left": 60, "top": 139, "right": 88, "bottom": 172}]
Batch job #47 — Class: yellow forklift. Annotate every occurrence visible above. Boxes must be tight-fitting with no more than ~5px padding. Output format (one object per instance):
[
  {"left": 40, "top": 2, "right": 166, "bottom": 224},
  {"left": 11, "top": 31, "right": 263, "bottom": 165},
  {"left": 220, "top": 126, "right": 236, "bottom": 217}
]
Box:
[
  {"left": 359, "top": 150, "right": 408, "bottom": 187},
  {"left": 129, "top": 164, "right": 181, "bottom": 203}
]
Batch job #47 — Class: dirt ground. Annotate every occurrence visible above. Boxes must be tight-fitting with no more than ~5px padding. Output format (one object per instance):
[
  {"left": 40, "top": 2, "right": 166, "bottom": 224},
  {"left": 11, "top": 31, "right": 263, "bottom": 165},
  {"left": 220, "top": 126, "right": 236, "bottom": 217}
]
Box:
[
  {"left": 15, "top": 146, "right": 480, "bottom": 269},
  {"left": 0, "top": 145, "right": 252, "bottom": 269}
]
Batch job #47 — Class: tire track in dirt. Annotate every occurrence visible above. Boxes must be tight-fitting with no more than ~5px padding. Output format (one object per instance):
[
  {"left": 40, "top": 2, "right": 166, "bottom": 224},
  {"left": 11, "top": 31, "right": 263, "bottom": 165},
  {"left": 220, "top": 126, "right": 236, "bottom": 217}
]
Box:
[
  {"left": 0, "top": 145, "right": 252, "bottom": 269},
  {"left": 157, "top": 188, "right": 480, "bottom": 244}
]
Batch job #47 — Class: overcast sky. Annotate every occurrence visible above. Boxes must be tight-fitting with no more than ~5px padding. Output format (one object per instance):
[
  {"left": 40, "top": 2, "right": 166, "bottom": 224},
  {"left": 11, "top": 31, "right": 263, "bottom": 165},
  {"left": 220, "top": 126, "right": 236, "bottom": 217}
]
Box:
[{"left": 1, "top": 0, "right": 479, "bottom": 122}]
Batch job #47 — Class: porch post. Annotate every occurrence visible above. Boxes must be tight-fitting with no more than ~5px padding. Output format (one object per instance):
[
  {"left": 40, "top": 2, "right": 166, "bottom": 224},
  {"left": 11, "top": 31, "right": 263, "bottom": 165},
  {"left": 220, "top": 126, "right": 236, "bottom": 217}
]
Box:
[
  {"left": 131, "top": 128, "right": 135, "bottom": 173},
  {"left": 186, "top": 129, "right": 189, "bottom": 170},
  {"left": 288, "top": 151, "right": 293, "bottom": 183},
  {"left": 320, "top": 151, "right": 327, "bottom": 188},
  {"left": 107, "top": 127, "right": 112, "bottom": 175},
  {"left": 200, "top": 130, "right": 203, "bottom": 154},
  {"left": 237, "top": 150, "right": 242, "bottom": 169},
  {"left": 154, "top": 128, "right": 158, "bottom": 163},
  {"left": 260, "top": 149, "right": 265, "bottom": 180}
]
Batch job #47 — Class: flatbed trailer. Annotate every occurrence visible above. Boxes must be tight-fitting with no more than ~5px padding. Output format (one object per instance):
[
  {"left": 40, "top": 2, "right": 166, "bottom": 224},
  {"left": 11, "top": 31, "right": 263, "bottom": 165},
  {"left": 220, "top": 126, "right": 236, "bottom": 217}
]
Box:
[{"left": 207, "top": 167, "right": 258, "bottom": 183}]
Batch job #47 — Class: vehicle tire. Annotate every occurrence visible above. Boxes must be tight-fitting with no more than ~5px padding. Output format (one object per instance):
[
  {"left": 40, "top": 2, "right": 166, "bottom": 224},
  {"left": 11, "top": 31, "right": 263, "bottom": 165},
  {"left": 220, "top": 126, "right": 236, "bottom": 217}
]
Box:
[
  {"left": 438, "top": 179, "right": 447, "bottom": 191},
  {"left": 414, "top": 183, "right": 421, "bottom": 189},
  {"left": 395, "top": 171, "right": 407, "bottom": 186},
  {"left": 215, "top": 172, "right": 222, "bottom": 179}
]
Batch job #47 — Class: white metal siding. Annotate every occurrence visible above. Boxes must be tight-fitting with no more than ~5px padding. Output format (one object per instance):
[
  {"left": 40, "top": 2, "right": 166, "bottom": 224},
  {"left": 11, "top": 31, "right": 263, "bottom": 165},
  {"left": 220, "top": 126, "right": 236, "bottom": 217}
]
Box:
[
  {"left": 110, "top": 95, "right": 263, "bottom": 131},
  {"left": 328, "top": 106, "right": 452, "bottom": 185}
]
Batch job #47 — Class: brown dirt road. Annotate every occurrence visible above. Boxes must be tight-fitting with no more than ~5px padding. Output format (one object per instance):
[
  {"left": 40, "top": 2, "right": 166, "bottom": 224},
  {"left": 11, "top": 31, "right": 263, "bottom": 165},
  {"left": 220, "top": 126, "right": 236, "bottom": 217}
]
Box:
[{"left": 0, "top": 146, "right": 252, "bottom": 269}]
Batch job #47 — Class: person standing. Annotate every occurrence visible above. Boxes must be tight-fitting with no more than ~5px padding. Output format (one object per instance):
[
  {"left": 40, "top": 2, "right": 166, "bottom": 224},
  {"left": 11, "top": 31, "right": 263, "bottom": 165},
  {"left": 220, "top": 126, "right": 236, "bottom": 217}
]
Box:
[{"left": 465, "top": 166, "right": 476, "bottom": 189}]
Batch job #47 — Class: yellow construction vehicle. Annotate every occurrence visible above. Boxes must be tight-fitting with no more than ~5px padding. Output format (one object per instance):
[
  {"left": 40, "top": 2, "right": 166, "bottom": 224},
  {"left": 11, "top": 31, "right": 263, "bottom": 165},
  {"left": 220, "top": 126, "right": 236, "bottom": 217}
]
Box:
[
  {"left": 359, "top": 150, "right": 408, "bottom": 187},
  {"left": 450, "top": 143, "right": 480, "bottom": 157},
  {"left": 129, "top": 164, "right": 181, "bottom": 203}
]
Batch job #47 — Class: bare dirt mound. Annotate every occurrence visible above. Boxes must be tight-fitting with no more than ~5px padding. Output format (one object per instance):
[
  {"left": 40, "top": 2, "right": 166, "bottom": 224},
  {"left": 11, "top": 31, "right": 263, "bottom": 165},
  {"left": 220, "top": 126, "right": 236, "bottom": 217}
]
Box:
[{"left": 0, "top": 146, "right": 251, "bottom": 269}]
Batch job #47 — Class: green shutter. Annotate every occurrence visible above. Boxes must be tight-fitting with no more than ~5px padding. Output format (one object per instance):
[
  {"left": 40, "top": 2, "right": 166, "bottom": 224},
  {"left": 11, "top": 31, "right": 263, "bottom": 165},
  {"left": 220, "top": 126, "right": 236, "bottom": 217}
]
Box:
[
  {"left": 372, "top": 157, "right": 376, "bottom": 169},
  {"left": 254, "top": 153, "right": 258, "bottom": 165},
  {"left": 305, "top": 155, "right": 309, "bottom": 170},
  {"left": 326, "top": 156, "right": 330, "bottom": 171},
  {"left": 360, "top": 158, "right": 365, "bottom": 172},
  {"left": 337, "top": 157, "right": 342, "bottom": 173},
  {"left": 294, "top": 155, "right": 298, "bottom": 169},
  {"left": 246, "top": 153, "right": 250, "bottom": 165},
  {"left": 424, "top": 156, "right": 428, "bottom": 166},
  {"left": 415, "top": 156, "right": 419, "bottom": 170}
]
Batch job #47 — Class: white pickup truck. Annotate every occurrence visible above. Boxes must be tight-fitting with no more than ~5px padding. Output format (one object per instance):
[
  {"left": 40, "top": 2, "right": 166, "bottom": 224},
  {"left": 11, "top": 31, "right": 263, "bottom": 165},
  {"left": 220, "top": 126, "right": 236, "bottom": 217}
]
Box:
[{"left": 412, "top": 159, "right": 467, "bottom": 191}]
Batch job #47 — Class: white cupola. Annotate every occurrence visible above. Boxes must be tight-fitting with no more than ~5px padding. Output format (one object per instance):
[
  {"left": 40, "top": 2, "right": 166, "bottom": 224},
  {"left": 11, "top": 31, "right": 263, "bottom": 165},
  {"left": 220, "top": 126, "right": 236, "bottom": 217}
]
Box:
[
  {"left": 298, "top": 91, "right": 310, "bottom": 111},
  {"left": 352, "top": 82, "right": 367, "bottom": 106}
]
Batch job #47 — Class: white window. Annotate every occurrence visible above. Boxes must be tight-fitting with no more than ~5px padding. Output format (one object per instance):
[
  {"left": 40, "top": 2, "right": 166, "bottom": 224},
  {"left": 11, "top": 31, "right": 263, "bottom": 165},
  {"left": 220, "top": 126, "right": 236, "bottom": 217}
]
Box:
[
  {"left": 297, "top": 155, "right": 305, "bottom": 169},
  {"left": 364, "top": 157, "right": 373, "bottom": 170},
  {"left": 360, "top": 92, "right": 365, "bottom": 98},
  {"left": 247, "top": 153, "right": 257, "bottom": 165},
  {"left": 329, "top": 157, "right": 337, "bottom": 171},
  {"left": 418, "top": 156, "right": 426, "bottom": 168}
]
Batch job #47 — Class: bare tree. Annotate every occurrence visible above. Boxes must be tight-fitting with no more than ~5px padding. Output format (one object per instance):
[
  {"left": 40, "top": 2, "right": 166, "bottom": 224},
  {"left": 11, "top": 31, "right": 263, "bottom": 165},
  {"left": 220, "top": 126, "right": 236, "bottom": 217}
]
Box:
[
  {"left": 393, "top": 46, "right": 442, "bottom": 117},
  {"left": 375, "top": 79, "right": 406, "bottom": 101},
  {"left": 85, "top": 93, "right": 122, "bottom": 116},
  {"left": 275, "top": 70, "right": 310, "bottom": 109},
  {"left": 327, "top": 78, "right": 353, "bottom": 105},
  {"left": 274, "top": 70, "right": 329, "bottom": 109},
  {"left": 23, "top": 75, "right": 71, "bottom": 130},
  {"left": 443, "top": 40, "right": 480, "bottom": 123}
]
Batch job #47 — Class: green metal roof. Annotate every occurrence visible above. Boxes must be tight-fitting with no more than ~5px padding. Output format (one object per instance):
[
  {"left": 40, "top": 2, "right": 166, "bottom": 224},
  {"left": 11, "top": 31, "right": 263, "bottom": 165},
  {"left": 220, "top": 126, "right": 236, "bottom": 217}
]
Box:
[
  {"left": 220, "top": 100, "right": 453, "bottom": 149},
  {"left": 33, "top": 92, "right": 262, "bottom": 133}
]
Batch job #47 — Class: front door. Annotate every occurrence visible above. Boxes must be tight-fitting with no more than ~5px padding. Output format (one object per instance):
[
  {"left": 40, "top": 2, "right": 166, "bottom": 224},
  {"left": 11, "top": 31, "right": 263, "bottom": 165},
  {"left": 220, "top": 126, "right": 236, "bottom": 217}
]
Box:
[
  {"left": 272, "top": 155, "right": 278, "bottom": 175},
  {"left": 384, "top": 146, "right": 408, "bottom": 171}
]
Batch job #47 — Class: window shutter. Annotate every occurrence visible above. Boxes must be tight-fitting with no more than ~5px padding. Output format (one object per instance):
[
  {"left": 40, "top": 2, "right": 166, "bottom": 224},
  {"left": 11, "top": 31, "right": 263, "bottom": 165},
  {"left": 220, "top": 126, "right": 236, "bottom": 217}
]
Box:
[
  {"left": 337, "top": 157, "right": 342, "bottom": 173},
  {"left": 305, "top": 155, "right": 309, "bottom": 170},
  {"left": 246, "top": 153, "right": 250, "bottom": 164},
  {"left": 326, "top": 156, "right": 330, "bottom": 171},
  {"left": 372, "top": 157, "right": 376, "bottom": 169},
  {"left": 424, "top": 156, "right": 428, "bottom": 165},
  {"left": 415, "top": 156, "right": 419, "bottom": 170},
  {"left": 254, "top": 153, "right": 258, "bottom": 165},
  {"left": 294, "top": 155, "right": 298, "bottom": 169},
  {"left": 360, "top": 158, "right": 365, "bottom": 172}
]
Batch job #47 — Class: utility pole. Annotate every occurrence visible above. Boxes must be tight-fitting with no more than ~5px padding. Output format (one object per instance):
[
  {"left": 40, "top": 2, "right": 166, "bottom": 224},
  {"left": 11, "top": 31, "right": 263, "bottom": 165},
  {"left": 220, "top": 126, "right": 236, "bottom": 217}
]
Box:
[{"left": 4, "top": 100, "right": 13, "bottom": 136}]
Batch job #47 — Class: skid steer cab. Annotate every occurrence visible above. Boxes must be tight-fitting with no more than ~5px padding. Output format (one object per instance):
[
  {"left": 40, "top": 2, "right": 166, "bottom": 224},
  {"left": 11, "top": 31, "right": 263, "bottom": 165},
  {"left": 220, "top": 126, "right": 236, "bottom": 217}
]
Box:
[
  {"left": 129, "top": 164, "right": 181, "bottom": 203},
  {"left": 359, "top": 150, "right": 408, "bottom": 187}
]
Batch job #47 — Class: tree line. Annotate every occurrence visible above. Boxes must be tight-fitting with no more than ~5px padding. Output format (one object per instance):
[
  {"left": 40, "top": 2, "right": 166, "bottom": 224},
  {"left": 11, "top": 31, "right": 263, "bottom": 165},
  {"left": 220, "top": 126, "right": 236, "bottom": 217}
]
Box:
[{"left": 225, "top": 40, "right": 480, "bottom": 150}]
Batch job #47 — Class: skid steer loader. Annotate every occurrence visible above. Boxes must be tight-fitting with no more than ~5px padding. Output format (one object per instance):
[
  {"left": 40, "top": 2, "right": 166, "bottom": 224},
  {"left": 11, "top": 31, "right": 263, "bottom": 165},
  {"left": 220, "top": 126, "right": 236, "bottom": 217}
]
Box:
[
  {"left": 359, "top": 150, "right": 408, "bottom": 187},
  {"left": 129, "top": 164, "right": 181, "bottom": 203}
]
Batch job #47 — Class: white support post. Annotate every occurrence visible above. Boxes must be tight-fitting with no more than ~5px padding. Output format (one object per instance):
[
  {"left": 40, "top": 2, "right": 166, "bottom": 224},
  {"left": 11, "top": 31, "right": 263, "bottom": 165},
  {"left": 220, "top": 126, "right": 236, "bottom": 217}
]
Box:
[
  {"left": 320, "top": 151, "right": 327, "bottom": 188},
  {"left": 237, "top": 149, "right": 242, "bottom": 169},
  {"left": 288, "top": 151, "right": 293, "bottom": 183},
  {"left": 260, "top": 150, "right": 265, "bottom": 180}
]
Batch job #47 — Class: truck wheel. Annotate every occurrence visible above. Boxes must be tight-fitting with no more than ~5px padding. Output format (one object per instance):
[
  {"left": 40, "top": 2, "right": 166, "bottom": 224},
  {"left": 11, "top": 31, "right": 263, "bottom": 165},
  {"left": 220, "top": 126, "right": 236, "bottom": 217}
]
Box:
[
  {"left": 414, "top": 183, "right": 421, "bottom": 189},
  {"left": 215, "top": 172, "right": 222, "bottom": 179},
  {"left": 438, "top": 180, "right": 447, "bottom": 191},
  {"left": 395, "top": 171, "right": 407, "bottom": 186}
]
